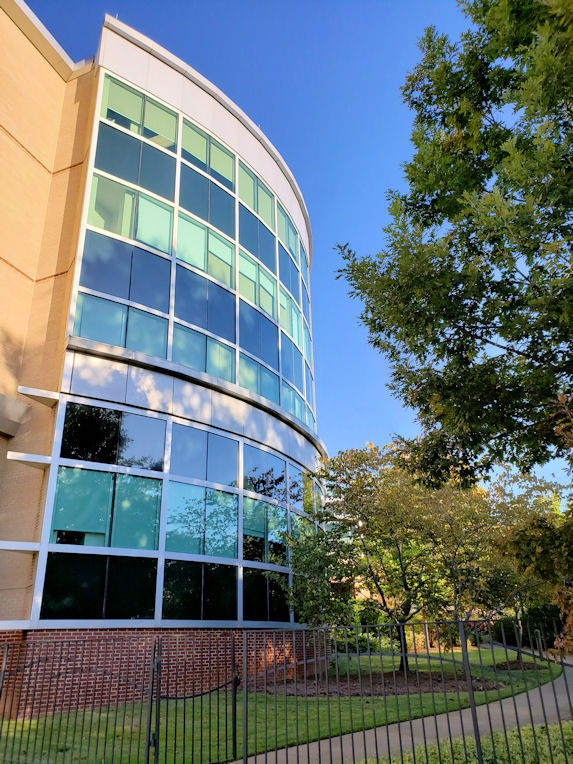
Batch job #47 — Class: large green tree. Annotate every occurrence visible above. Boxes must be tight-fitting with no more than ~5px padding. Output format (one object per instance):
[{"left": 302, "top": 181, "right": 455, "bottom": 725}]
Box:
[{"left": 340, "top": 0, "right": 573, "bottom": 485}]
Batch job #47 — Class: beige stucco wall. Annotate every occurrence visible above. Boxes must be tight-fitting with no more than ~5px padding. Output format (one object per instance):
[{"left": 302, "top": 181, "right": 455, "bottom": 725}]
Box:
[{"left": 0, "top": 5, "right": 96, "bottom": 618}]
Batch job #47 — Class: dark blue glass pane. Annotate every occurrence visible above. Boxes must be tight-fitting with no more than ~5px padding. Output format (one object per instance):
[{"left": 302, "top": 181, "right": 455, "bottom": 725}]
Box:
[
  {"left": 171, "top": 423, "right": 207, "bottom": 479},
  {"left": 278, "top": 244, "right": 290, "bottom": 292},
  {"left": 239, "top": 204, "right": 258, "bottom": 257},
  {"left": 281, "top": 333, "right": 294, "bottom": 385},
  {"left": 293, "top": 345, "right": 304, "bottom": 391},
  {"left": 130, "top": 248, "right": 171, "bottom": 312},
  {"left": 163, "top": 560, "right": 202, "bottom": 619},
  {"left": 258, "top": 222, "right": 276, "bottom": 273},
  {"left": 289, "top": 258, "right": 300, "bottom": 302},
  {"left": 207, "top": 433, "right": 238, "bottom": 486},
  {"left": 302, "top": 286, "right": 310, "bottom": 324},
  {"left": 41, "top": 553, "right": 105, "bottom": 619},
  {"left": 139, "top": 143, "right": 176, "bottom": 201},
  {"left": 95, "top": 123, "right": 140, "bottom": 186},
  {"left": 209, "top": 183, "right": 235, "bottom": 238},
  {"left": 239, "top": 300, "right": 259, "bottom": 357},
  {"left": 260, "top": 316, "right": 278, "bottom": 370},
  {"left": 203, "top": 563, "right": 237, "bottom": 619},
  {"left": 118, "top": 413, "right": 165, "bottom": 471},
  {"left": 180, "top": 165, "right": 208, "bottom": 221},
  {"left": 175, "top": 266, "right": 208, "bottom": 328},
  {"left": 80, "top": 230, "right": 132, "bottom": 299},
  {"left": 305, "top": 362, "right": 314, "bottom": 408},
  {"left": 207, "top": 282, "right": 235, "bottom": 342}
]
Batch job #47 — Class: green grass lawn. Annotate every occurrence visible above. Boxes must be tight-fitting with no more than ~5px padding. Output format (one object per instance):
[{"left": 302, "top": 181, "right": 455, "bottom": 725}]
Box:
[{"left": 0, "top": 648, "right": 561, "bottom": 763}]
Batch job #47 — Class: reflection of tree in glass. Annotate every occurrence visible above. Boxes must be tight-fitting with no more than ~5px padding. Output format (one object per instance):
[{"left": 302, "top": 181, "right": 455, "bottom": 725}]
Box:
[
  {"left": 61, "top": 404, "right": 121, "bottom": 463},
  {"left": 118, "top": 414, "right": 164, "bottom": 471},
  {"left": 166, "top": 484, "right": 205, "bottom": 553},
  {"left": 244, "top": 466, "right": 285, "bottom": 501},
  {"left": 205, "top": 489, "right": 238, "bottom": 558}
]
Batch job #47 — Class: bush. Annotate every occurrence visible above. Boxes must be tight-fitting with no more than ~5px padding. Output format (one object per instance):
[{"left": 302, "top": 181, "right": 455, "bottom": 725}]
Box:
[{"left": 491, "top": 605, "right": 563, "bottom": 649}]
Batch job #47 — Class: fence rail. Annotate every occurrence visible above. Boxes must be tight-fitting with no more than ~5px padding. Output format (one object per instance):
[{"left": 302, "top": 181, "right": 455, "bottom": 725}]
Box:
[{"left": 1, "top": 620, "right": 571, "bottom": 763}]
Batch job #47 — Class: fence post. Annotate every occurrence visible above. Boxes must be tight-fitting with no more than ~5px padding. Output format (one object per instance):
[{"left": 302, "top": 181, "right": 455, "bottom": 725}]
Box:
[
  {"left": 458, "top": 621, "right": 484, "bottom": 764},
  {"left": 242, "top": 631, "right": 248, "bottom": 764},
  {"left": 145, "top": 637, "right": 162, "bottom": 764},
  {"left": 231, "top": 635, "right": 239, "bottom": 760}
]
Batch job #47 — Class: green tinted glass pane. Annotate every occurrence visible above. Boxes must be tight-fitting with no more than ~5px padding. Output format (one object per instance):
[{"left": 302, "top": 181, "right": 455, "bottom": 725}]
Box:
[
  {"left": 173, "top": 324, "right": 206, "bottom": 371},
  {"left": 182, "top": 121, "right": 208, "bottom": 169},
  {"left": 177, "top": 214, "right": 207, "bottom": 270},
  {"left": 259, "top": 269, "right": 276, "bottom": 318},
  {"left": 260, "top": 366, "right": 279, "bottom": 404},
  {"left": 239, "top": 251, "right": 257, "bottom": 303},
  {"left": 300, "top": 245, "right": 309, "bottom": 285},
  {"left": 111, "top": 475, "right": 161, "bottom": 550},
  {"left": 88, "top": 175, "right": 136, "bottom": 238},
  {"left": 136, "top": 194, "right": 173, "bottom": 254},
  {"left": 288, "top": 220, "right": 298, "bottom": 262},
  {"left": 143, "top": 98, "right": 177, "bottom": 151},
  {"left": 206, "top": 338, "right": 234, "bottom": 382},
  {"left": 75, "top": 293, "right": 127, "bottom": 347},
  {"left": 304, "top": 323, "right": 312, "bottom": 364},
  {"left": 166, "top": 482, "right": 205, "bottom": 554},
  {"left": 243, "top": 497, "right": 266, "bottom": 536},
  {"left": 126, "top": 308, "right": 168, "bottom": 358},
  {"left": 257, "top": 181, "right": 274, "bottom": 230},
  {"left": 210, "top": 140, "right": 234, "bottom": 189},
  {"left": 101, "top": 77, "right": 143, "bottom": 134},
  {"left": 52, "top": 467, "right": 113, "bottom": 539},
  {"left": 205, "top": 489, "right": 237, "bottom": 557},
  {"left": 268, "top": 504, "right": 287, "bottom": 547},
  {"left": 239, "top": 354, "right": 258, "bottom": 394},
  {"left": 208, "top": 231, "right": 233, "bottom": 287},
  {"left": 277, "top": 204, "right": 288, "bottom": 247},
  {"left": 238, "top": 163, "right": 255, "bottom": 209}
]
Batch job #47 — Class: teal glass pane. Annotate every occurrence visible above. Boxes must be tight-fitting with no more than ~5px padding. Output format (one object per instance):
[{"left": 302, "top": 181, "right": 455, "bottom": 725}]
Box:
[
  {"left": 238, "top": 162, "right": 255, "bottom": 209},
  {"left": 206, "top": 338, "right": 234, "bottom": 382},
  {"left": 88, "top": 175, "right": 136, "bottom": 238},
  {"left": 239, "top": 354, "right": 259, "bottom": 394},
  {"left": 74, "top": 293, "right": 127, "bottom": 347},
  {"left": 238, "top": 251, "right": 257, "bottom": 303},
  {"left": 165, "top": 482, "right": 205, "bottom": 554},
  {"left": 277, "top": 204, "right": 288, "bottom": 248},
  {"left": 205, "top": 489, "right": 238, "bottom": 558},
  {"left": 177, "top": 213, "right": 207, "bottom": 270},
  {"left": 143, "top": 98, "right": 177, "bottom": 152},
  {"left": 126, "top": 308, "right": 168, "bottom": 358},
  {"left": 136, "top": 194, "right": 173, "bottom": 254},
  {"left": 182, "top": 120, "right": 208, "bottom": 171},
  {"left": 207, "top": 230, "right": 233, "bottom": 287},
  {"left": 101, "top": 76, "right": 143, "bottom": 134},
  {"left": 243, "top": 497, "right": 266, "bottom": 536},
  {"left": 111, "top": 475, "right": 161, "bottom": 550},
  {"left": 171, "top": 423, "right": 207, "bottom": 480},
  {"left": 173, "top": 324, "right": 206, "bottom": 371},
  {"left": 210, "top": 140, "right": 235, "bottom": 191},
  {"left": 257, "top": 180, "right": 274, "bottom": 230},
  {"left": 260, "top": 366, "right": 279, "bottom": 404},
  {"left": 304, "top": 323, "right": 312, "bottom": 365},
  {"left": 300, "top": 245, "right": 309, "bottom": 285},
  {"left": 52, "top": 467, "right": 113, "bottom": 540}
]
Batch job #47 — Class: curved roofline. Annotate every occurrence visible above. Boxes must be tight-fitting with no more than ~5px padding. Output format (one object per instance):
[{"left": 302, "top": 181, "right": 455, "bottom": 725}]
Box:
[{"left": 100, "top": 15, "right": 313, "bottom": 263}]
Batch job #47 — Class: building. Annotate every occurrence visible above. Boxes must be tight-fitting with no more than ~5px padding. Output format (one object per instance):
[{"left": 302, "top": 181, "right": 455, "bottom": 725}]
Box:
[{"left": 0, "top": 0, "right": 325, "bottom": 634}]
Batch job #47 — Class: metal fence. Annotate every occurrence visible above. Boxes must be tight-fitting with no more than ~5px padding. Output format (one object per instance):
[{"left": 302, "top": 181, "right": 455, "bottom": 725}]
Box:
[{"left": 1, "top": 620, "right": 571, "bottom": 763}]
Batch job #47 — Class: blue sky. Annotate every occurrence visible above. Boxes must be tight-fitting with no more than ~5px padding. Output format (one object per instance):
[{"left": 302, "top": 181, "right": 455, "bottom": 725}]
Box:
[{"left": 28, "top": 0, "right": 568, "bottom": 484}]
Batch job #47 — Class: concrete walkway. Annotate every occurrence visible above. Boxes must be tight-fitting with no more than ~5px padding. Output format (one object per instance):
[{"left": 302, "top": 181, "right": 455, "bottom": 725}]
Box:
[{"left": 237, "top": 662, "right": 573, "bottom": 763}]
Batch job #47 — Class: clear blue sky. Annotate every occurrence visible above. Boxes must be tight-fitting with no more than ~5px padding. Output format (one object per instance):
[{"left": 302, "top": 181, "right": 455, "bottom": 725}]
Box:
[{"left": 28, "top": 0, "right": 567, "bottom": 483}]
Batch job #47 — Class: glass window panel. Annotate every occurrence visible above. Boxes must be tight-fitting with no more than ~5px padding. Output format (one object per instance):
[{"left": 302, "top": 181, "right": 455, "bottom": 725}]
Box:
[
  {"left": 166, "top": 482, "right": 205, "bottom": 554},
  {"left": 277, "top": 205, "right": 288, "bottom": 248},
  {"left": 101, "top": 76, "right": 143, "bottom": 134},
  {"left": 177, "top": 213, "right": 207, "bottom": 270},
  {"left": 175, "top": 266, "right": 208, "bottom": 328},
  {"left": 209, "top": 183, "right": 235, "bottom": 239},
  {"left": 111, "top": 475, "right": 161, "bottom": 550},
  {"left": 305, "top": 362, "right": 314, "bottom": 409},
  {"left": 61, "top": 403, "right": 121, "bottom": 464},
  {"left": 80, "top": 230, "right": 132, "bottom": 299},
  {"left": 95, "top": 123, "right": 140, "bottom": 186},
  {"left": 172, "top": 323, "right": 207, "bottom": 371},
  {"left": 306, "top": 407, "right": 316, "bottom": 432},
  {"left": 239, "top": 251, "right": 257, "bottom": 303},
  {"left": 302, "top": 287, "right": 310, "bottom": 325},
  {"left": 207, "top": 282, "right": 235, "bottom": 342},
  {"left": 136, "top": 194, "right": 172, "bottom": 254},
  {"left": 180, "top": 165, "right": 209, "bottom": 221},
  {"left": 279, "top": 244, "right": 291, "bottom": 294},
  {"left": 281, "top": 333, "right": 295, "bottom": 386},
  {"left": 182, "top": 121, "right": 208, "bottom": 170},
  {"left": 243, "top": 497, "right": 266, "bottom": 562},
  {"left": 105, "top": 556, "right": 157, "bottom": 618},
  {"left": 269, "top": 573, "right": 290, "bottom": 621},
  {"left": 281, "top": 380, "right": 295, "bottom": 418},
  {"left": 288, "top": 466, "right": 304, "bottom": 509},
  {"left": 238, "top": 163, "right": 255, "bottom": 209},
  {"left": 130, "top": 248, "right": 171, "bottom": 313},
  {"left": 162, "top": 559, "right": 202, "bottom": 619},
  {"left": 74, "top": 293, "right": 127, "bottom": 347},
  {"left": 118, "top": 412, "right": 165, "bottom": 471},
  {"left": 293, "top": 345, "right": 304, "bottom": 392},
  {"left": 203, "top": 563, "right": 237, "bottom": 620},
  {"left": 206, "top": 338, "right": 234, "bottom": 382},
  {"left": 52, "top": 467, "right": 113, "bottom": 542},
  {"left": 239, "top": 204, "right": 258, "bottom": 258},
  {"left": 239, "top": 300, "right": 259, "bottom": 357},
  {"left": 207, "top": 433, "right": 238, "bottom": 487},
  {"left": 304, "top": 323, "right": 312, "bottom": 365},
  {"left": 41, "top": 553, "right": 106, "bottom": 619},
  {"left": 258, "top": 222, "right": 276, "bottom": 274},
  {"left": 139, "top": 142, "right": 176, "bottom": 200},
  {"left": 257, "top": 181, "right": 274, "bottom": 230},
  {"left": 171, "top": 423, "right": 207, "bottom": 479},
  {"left": 268, "top": 505, "right": 288, "bottom": 564},
  {"left": 259, "top": 315, "right": 278, "bottom": 370},
  {"left": 239, "top": 354, "right": 258, "bottom": 394},
  {"left": 259, "top": 268, "right": 276, "bottom": 318},
  {"left": 260, "top": 366, "right": 279, "bottom": 404},
  {"left": 126, "top": 307, "right": 168, "bottom": 358},
  {"left": 205, "top": 489, "right": 237, "bottom": 557},
  {"left": 210, "top": 140, "right": 234, "bottom": 191},
  {"left": 208, "top": 231, "right": 233, "bottom": 287},
  {"left": 243, "top": 568, "right": 267, "bottom": 621},
  {"left": 143, "top": 98, "right": 177, "bottom": 152},
  {"left": 88, "top": 175, "right": 136, "bottom": 239},
  {"left": 290, "top": 258, "right": 300, "bottom": 303},
  {"left": 243, "top": 445, "right": 285, "bottom": 501},
  {"left": 300, "top": 245, "right": 309, "bottom": 286}
]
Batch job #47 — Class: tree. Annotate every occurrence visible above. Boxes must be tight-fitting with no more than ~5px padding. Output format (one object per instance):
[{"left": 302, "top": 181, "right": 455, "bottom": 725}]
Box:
[{"left": 339, "top": 0, "right": 573, "bottom": 485}]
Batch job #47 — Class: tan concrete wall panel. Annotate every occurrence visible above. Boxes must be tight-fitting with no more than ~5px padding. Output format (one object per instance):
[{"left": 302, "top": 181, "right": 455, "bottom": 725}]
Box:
[{"left": 0, "top": 551, "right": 36, "bottom": 620}]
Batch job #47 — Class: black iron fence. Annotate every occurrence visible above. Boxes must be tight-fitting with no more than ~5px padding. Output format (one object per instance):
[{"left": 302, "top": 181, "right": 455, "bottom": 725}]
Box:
[{"left": 0, "top": 620, "right": 571, "bottom": 763}]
